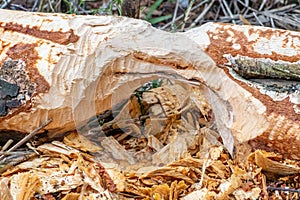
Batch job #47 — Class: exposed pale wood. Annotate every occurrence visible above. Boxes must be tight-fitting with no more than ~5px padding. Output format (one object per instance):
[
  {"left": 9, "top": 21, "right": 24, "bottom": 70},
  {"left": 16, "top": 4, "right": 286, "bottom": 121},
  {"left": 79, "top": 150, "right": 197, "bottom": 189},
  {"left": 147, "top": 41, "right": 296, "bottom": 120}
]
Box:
[
  {"left": 186, "top": 22, "right": 300, "bottom": 159},
  {"left": 0, "top": 10, "right": 300, "bottom": 159}
]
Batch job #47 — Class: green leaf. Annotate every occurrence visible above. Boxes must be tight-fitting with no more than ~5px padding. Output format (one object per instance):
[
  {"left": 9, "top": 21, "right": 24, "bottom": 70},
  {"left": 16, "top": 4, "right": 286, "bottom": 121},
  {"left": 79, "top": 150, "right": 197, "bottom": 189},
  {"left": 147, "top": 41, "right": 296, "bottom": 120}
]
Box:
[
  {"left": 151, "top": 79, "right": 163, "bottom": 88},
  {"left": 146, "top": 0, "right": 164, "bottom": 20},
  {"left": 148, "top": 14, "right": 172, "bottom": 25}
]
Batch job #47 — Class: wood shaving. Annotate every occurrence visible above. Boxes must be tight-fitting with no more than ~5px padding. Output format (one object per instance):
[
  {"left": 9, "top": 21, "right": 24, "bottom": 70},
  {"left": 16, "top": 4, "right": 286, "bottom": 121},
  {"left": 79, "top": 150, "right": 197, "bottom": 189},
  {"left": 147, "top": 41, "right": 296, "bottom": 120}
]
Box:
[{"left": 1, "top": 81, "right": 300, "bottom": 199}]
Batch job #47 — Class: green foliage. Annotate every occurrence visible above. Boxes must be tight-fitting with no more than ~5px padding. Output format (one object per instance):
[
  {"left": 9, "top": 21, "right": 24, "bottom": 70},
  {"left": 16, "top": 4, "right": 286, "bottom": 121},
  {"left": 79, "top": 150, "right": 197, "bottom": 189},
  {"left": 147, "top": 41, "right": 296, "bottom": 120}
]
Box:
[
  {"left": 107, "top": 0, "right": 123, "bottom": 15},
  {"left": 148, "top": 14, "right": 172, "bottom": 25},
  {"left": 135, "top": 79, "right": 163, "bottom": 93},
  {"left": 145, "top": 0, "right": 163, "bottom": 20},
  {"left": 135, "top": 79, "right": 163, "bottom": 115},
  {"left": 145, "top": 0, "right": 172, "bottom": 25}
]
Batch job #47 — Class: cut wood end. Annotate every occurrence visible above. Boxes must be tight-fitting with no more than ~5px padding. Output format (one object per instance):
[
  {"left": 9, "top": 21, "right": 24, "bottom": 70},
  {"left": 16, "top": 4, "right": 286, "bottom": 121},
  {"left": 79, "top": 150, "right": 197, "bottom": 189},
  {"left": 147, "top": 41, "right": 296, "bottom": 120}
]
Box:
[{"left": 186, "top": 22, "right": 300, "bottom": 159}]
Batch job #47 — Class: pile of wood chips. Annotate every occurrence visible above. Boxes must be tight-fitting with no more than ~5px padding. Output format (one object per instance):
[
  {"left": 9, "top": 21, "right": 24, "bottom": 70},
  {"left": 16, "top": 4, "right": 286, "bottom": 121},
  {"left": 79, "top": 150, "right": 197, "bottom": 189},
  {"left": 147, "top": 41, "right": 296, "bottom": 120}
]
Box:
[{"left": 1, "top": 80, "right": 300, "bottom": 199}]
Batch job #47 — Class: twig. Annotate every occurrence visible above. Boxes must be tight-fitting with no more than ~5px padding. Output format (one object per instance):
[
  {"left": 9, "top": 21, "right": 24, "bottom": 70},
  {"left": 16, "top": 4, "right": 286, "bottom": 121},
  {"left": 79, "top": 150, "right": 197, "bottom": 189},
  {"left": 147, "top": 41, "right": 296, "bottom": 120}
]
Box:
[
  {"left": 70, "top": 0, "right": 79, "bottom": 14},
  {"left": 222, "top": 0, "right": 236, "bottom": 24},
  {"left": 77, "top": 4, "right": 90, "bottom": 15},
  {"left": 253, "top": 12, "right": 264, "bottom": 26},
  {"left": 267, "top": 3, "right": 297, "bottom": 13},
  {"left": 0, "top": 0, "right": 14, "bottom": 9},
  {"left": 237, "top": 0, "right": 257, "bottom": 13},
  {"left": 1, "top": 139, "right": 13, "bottom": 151},
  {"left": 10, "top": 3, "right": 30, "bottom": 10},
  {"left": 189, "top": 0, "right": 215, "bottom": 28},
  {"left": 161, "top": 0, "right": 208, "bottom": 30},
  {"left": 31, "top": 0, "right": 39, "bottom": 11},
  {"left": 38, "top": 0, "right": 44, "bottom": 12},
  {"left": 240, "top": 0, "right": 250, "bottom": 16},
  {"left": 219, "top": 7, "right": 297, "bottom": 22},
  {"left": 274, "top": 19, "right": 293, "bottom": 30},
  {"left": 219, "top": 0, "right": 228, "bottom": 17},
  {"left": 198, "top": 158, "right": 209, "bottom": 188},
  {"left": 262, "top": 12, "right": 299, "bottom": 27},
  {"left": 0, "top": 151, "right": 32, "bottom": 155},
  {"left": 180, "top": 0, "right": 195, "bottom": 31},
  {"left": 171, "top": 0, "right": 180, "bottom": 31},
  {"left": 0, "top": 152, "right": 36, "bottom": 173},
  {"left": 291, "top": 14, "right": 300, "bottom": 23},
  {"left": 54, "top": 0, "right": 62, "bottom": 12},
  {"left": 213, "top": 2, "right": 221, "bottom": 21},
  {"left": 291, "top": 9, "right": 300, "bottom": 14},
  {"left": 270, "top": 16, "right": 275, "bottom": 28},
  {"left": 0, "top": 119, "right": 52, "bottom": 161},
  {"left": 258, "top": 0, "right": 267, "bottom": 11},
  {"left": 232, "top": 0, "right": 240, "bottom": 14},
  {"left": 26, "top": 143, "right": 40, "bottom": 155},
  {"left": 47, "top": 0, "right": 55, "bottom": 12},
  {"left": 267, "top": 186, "right": 300, "bottom": 193}
]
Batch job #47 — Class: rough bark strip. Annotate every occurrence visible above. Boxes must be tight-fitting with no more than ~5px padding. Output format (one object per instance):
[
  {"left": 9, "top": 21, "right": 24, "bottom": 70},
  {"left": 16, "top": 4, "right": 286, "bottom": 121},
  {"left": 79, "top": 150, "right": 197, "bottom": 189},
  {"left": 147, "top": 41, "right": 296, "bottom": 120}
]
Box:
[{"left": 1, "top": 22, "right": 79, "bottom": 45}]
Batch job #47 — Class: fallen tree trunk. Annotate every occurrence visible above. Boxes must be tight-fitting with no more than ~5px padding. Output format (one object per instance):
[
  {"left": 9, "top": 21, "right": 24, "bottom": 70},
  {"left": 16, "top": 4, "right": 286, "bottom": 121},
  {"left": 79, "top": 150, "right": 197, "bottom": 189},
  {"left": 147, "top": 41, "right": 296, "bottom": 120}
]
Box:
[
  {"left": 185, "top": 23, "right": 300, "bottom": 159},
  {"left": 0, "top": 10, "right": 299, "bottom": 159}
]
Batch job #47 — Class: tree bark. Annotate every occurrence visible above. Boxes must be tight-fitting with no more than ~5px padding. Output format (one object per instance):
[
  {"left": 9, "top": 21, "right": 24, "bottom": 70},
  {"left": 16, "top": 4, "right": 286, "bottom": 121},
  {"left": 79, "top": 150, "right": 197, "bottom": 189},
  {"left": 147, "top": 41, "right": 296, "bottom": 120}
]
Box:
[{"left": 122, "top": 0, "right": 140, "bottom": 18}]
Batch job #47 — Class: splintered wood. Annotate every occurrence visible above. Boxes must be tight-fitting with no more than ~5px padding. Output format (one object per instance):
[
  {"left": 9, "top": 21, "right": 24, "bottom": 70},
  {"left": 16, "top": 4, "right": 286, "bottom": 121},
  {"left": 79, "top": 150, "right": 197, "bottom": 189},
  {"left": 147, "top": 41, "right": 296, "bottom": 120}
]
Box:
[
  {"left": 78, "top": 79, "right": 213, "bottom": 170},
  {"left": 2, "top": 80, "right": 300, "bottom": 199},
  {"left": 2, "top": 9, "right": 300, "bottom": 159},
  {"left": 1, "top": 141, "right": 118, "bottom": 200},
  {"left": 3, "top": 135, "right": 300, "bottom": 199}
]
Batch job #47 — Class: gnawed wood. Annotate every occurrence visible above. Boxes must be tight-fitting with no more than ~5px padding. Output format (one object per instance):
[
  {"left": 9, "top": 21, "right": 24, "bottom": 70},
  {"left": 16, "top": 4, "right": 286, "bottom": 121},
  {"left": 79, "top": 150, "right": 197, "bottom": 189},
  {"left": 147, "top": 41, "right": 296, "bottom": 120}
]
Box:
[
  {"left": 0, "top": 10, "right": 300, "bottom": 160},
  {"left": 186, "top": 22, "right": 300, "bottom": 159},
  {"left": 0, "top": 10, "right": 237, "bottom": 156}
]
